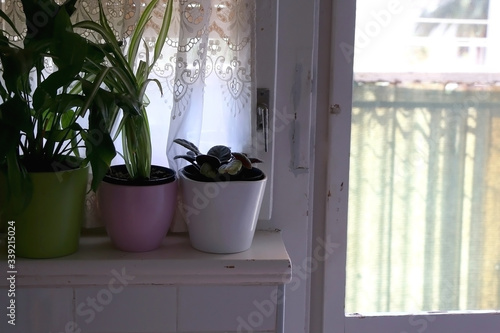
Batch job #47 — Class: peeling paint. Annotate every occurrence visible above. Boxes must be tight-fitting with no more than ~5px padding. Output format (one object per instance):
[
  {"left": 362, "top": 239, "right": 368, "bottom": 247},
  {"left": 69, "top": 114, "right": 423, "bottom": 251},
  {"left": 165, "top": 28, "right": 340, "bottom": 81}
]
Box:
[{"left": 349, "top": 312, "right": 366, "bottom": 318}]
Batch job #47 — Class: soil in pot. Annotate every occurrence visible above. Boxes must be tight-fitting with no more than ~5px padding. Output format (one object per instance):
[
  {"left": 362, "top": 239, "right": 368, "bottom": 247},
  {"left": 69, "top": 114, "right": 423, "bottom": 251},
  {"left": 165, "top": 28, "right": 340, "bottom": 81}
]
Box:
[
  {"left": 181, "top": 164, "right": 265, "bottom": 182},
  {"left": 104, "top": 164, "right": 176, "bottom": 185}
]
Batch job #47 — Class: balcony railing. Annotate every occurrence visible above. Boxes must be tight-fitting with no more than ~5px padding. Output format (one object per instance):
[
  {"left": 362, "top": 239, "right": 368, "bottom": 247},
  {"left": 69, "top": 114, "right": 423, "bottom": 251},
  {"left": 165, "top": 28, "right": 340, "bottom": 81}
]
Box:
[{"left": 346, "top": 78, "right": 500, "bottom": 313}]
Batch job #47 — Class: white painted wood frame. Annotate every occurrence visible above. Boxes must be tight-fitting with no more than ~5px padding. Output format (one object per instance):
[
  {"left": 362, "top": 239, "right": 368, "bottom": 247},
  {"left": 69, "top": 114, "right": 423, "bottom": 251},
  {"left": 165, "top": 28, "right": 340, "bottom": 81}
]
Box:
[{"left": 311, "top": 0, "right": 500, "bottom": 332}]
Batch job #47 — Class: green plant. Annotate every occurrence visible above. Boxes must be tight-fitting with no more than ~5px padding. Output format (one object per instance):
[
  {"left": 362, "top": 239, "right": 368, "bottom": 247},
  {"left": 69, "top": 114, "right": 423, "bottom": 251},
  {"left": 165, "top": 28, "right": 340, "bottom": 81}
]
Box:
[
  {"left": 173, "top": 138, "right": 263, "bottom": 181},
  {"left": 0, "top": 0, "right": 122, "bottom": 202},
  {"left": 74, "top": 0, "right": 174, "bottom": 181}
]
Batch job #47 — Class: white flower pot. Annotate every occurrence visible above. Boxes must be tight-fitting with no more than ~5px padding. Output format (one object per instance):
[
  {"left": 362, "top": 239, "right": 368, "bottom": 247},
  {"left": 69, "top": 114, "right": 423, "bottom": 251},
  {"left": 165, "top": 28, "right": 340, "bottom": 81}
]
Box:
[{"left": 179, "top": 167, "right": 267, "bottom": 253}]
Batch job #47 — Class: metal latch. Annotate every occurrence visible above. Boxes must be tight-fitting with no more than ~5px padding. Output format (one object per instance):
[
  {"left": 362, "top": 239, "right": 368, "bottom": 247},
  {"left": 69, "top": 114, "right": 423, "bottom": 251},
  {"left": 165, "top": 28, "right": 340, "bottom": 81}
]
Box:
[{"left": 257, "top": 88, "right": 270, "bottom": 152}]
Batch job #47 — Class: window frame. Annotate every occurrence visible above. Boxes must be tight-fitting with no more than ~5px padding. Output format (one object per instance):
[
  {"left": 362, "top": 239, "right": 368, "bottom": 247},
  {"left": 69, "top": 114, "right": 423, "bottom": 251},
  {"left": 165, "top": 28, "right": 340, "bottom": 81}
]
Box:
[{"left": 311, "top": 0, "right": 500, "bottom": 332}]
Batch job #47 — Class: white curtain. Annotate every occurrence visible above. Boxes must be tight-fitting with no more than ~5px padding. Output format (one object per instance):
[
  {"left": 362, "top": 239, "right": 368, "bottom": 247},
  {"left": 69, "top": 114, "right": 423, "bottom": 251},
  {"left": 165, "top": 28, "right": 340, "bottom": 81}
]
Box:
[
  {"left": 0, "top": 0, "right": 256, "bottom": 227},
  {"left": 164, "top": 0, "right": 256, "bottom": 164},
  {"left": 2, "top": 0, "right": 256, "bottom": 166}
]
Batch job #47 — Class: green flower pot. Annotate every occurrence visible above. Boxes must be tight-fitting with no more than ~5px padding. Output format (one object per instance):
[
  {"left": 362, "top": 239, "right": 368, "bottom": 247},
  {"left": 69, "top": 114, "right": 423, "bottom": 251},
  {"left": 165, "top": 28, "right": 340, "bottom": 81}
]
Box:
[{"left": 1, "top": 166, "right": 89, "bottom": 258}]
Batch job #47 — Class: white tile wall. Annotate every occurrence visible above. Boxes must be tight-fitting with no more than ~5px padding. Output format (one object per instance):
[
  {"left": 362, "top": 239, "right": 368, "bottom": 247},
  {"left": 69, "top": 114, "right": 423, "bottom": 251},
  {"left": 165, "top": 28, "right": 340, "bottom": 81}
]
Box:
[
  {"left": 0, "top": 285, "right": 278, "bottom": 333},
  {"left": 178, "top": 285, "right": 277, "bottom": 332},
  {"left": 0, "top": 287, "right": 74, "bottom": 333},
  {"left": 74, "top": 286, "right": 177, "bottom": 333}
]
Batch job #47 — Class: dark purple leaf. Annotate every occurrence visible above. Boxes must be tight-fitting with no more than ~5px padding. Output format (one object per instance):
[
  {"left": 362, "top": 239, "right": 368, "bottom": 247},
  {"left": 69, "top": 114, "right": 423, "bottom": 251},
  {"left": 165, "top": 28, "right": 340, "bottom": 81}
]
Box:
[
  {"left": 196, "top": 154, "right": 221, "bottom": 168},
  {"left": 207, "top": 145, "right": 232, "bottom": 162},
  {"left": 173, "top": 138, "right": 201, "bottom": 155},
  {"left": 249, "top": 157, "right": 263, "bottom": 164},
  {"left": 173, "top": 155, "right": 196, "bottom": 164},
  {"left": 232, "top": 152, "right": 252, "bottom": 169}
]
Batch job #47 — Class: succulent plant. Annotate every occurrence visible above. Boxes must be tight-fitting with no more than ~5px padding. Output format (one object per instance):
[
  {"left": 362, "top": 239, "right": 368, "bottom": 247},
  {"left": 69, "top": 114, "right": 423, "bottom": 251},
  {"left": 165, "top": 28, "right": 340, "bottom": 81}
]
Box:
[{"left": 173, "top": 138, "right": 262, "bottom": 181}]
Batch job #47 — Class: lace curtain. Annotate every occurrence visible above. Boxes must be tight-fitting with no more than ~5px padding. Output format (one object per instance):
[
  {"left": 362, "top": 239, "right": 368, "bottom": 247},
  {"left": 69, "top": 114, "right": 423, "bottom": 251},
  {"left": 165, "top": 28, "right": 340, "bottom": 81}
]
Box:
[
  {"left": 1, "top": 0, "right": 256, "bottom": 228},
  {"left": 1, "top": 0, "right": 256, "bottom": 167},
  {"left": 165, "top": 0, "right": 256, "bottom": 164}
]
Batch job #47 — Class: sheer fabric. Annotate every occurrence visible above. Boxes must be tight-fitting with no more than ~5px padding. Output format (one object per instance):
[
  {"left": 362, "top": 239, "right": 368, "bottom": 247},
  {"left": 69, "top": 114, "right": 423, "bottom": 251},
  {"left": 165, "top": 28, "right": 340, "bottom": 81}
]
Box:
[
  {"left": 0, "top": 0, "right": 256, "bottom": 227},
  {"left": 1, "top": 0, "right": 255, "bottom": 164}
]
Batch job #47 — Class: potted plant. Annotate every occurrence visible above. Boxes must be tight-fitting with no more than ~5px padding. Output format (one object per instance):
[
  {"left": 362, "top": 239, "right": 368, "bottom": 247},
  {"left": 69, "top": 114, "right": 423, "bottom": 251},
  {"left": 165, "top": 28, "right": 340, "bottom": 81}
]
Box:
[
  {"left": 173, "top": 138, "right": 267, "bottom": 254},
  {"left": 0, "top": 0, "right": 122, "bottom": 258},
  {"left": 75, "top": 0, "right": 177, "bottom": 252}
]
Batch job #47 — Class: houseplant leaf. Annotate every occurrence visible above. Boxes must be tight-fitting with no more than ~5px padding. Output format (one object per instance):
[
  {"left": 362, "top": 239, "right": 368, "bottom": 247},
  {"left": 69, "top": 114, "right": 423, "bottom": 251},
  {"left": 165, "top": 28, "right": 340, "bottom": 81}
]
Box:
[
  {"left": 173, "top": 138, "right": 202, "bottom": 155},
  {"left": 232, "top": 152, "right": 253, "bottom": 169},
  {"left": 173, "top": 155, "right": 197, "bottom": 165},
  {"left": 200, "top": 163, "right": 217, "bottom": 179},
  {"left": 83, "top": 128, "right": 116, "bottom": 191},
  {"left": 218, "top": 159, "right": 243, "bottom": 175},
  {"left": 196, "top": 154, "right": 221, "bottom": 169},
  {"left": 207, "top": 145, "right": 232, "bottom": 162}
]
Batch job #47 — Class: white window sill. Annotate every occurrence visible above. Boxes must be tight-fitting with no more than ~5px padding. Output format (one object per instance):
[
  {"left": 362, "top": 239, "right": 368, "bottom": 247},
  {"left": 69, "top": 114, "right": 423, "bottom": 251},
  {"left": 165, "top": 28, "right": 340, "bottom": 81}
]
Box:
[{"left": 0, "top": 230, "right": 291, "bottom": 287}]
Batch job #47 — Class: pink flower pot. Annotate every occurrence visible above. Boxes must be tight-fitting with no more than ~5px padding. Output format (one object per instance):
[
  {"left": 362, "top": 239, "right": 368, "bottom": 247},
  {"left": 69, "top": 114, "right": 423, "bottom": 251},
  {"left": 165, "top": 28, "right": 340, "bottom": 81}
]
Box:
[{"left": 97, "top": 165, "right": 177, "bottom": 252}]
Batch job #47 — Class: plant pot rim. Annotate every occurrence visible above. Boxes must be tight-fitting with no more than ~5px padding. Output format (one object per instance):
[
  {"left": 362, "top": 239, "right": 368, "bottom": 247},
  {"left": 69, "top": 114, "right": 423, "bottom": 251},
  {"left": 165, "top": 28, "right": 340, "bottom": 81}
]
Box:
[
  {"left": 103, "top": 165, "right": 176, "bottom": 186},
  {"left": 179, "top": 165, "right": 266, "bottom": 183},
  {"left": 12, "top": 156, "right": 88, "bottom": 174},
  {"left": 1, "top": 164, "right": 89, "bottom": 175}
]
